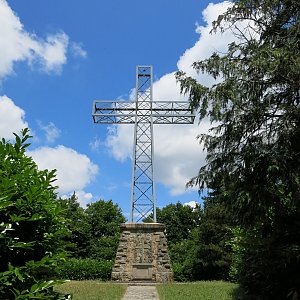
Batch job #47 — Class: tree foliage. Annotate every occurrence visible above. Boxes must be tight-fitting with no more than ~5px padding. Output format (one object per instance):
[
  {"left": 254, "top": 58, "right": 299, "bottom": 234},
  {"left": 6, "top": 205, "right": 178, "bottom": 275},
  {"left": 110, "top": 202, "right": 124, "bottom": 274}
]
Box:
[
  {"left": 85, "top": 200, "right": 125, "bottom": 260},
  {"left": 0, "top": 129, "right": 68, "bottom": 299},
  {"left": 58, "top": 193, "right": 89, "bottom": 258},
  {"left": 147, "top": 202, "right": 232, "bottom": 282},
  {"left": 192, "top": 196, "right": 233, "bottom": 281},
  {"left": 177, "top": 0, "right": 300, "bottom": 298},
  {"left": 56, "top": 196, "right": 125, "bottom": 280},
  {"left": 145, "top": 202, "right": 201, "bottom": 243},
  {"left": 59, "top": 196, "right": 125, "bottom": 262},
  {"left": 146, "top": 202, "right": 201, "bottom": 281}
]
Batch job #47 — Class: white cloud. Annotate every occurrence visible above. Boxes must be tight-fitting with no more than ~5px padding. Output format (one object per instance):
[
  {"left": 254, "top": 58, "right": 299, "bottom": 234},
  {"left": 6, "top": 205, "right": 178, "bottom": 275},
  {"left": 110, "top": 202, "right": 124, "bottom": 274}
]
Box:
[
  {"left": 38, "top": 32, "right": 69, "bottom": 72},
  {"left": 0, "top": 0, "right": 69, "bottom": 79},
  {"left": 105, "top": 125, "right": 134, "bottom": 161},
  {"left": 27, "top": 145, "right": 99, "bottom": 194},
  {"left": 153, "top": 122, "right": 209, "bottom": 195},
  {"left": 177, "top": 1, "right": 234, "bottom": 84},
  {"left": 104, "top": 1, "right": 238, "bottom": 195},
  {"left": 70, "top": 42, "right": 87, "bottom": 59},
  {"left": 184, "top": 200, "right": 198, "bottom": 209},
  {"left": 0, "top": 95, "right": 28, "bottom": 140},
  {"left": 62, "top": 190, "right": 93, "bottom": 208},
  {"left": 152, "top": 72, "right": 187, "bottom": 101},
  {"left": 38, "top": 121, "right": 61, "bottom": 143},
  {"left": 75, "top": 190, "right": 93, "bottom": 208}
]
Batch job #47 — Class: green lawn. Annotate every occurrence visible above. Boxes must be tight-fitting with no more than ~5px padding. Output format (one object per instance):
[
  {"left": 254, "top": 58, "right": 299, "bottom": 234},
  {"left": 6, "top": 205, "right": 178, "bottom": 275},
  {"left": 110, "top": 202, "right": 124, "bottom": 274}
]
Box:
[
  {"left": 157, "top": 281, "right": 245, "bottom": 300},
  {"left": 55, "top": 280, "right": 245, "bottom": 300},
  {"left": 54, "top": 281, "right": 127, "bottom": 300}
]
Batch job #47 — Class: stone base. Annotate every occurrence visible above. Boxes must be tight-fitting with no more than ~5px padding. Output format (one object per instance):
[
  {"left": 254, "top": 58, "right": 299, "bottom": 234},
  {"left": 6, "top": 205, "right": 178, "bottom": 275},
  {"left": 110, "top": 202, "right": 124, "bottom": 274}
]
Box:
[{"left": 111, "top": 223, "right": 173, "bottom": 282}]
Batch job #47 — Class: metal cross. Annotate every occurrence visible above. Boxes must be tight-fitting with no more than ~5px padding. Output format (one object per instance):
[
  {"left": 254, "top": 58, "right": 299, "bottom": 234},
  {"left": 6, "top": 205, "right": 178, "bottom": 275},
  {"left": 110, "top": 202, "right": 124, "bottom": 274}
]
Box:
[{"left": 92, "top": 66, "right": 195, "bottom": 223}]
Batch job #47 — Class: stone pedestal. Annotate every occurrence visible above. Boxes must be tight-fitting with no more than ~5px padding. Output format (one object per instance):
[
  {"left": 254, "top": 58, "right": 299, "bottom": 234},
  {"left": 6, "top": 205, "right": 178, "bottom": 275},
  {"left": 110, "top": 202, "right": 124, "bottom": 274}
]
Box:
[{"left": 111, "top": 223, "right": 173, "bottom": 282}]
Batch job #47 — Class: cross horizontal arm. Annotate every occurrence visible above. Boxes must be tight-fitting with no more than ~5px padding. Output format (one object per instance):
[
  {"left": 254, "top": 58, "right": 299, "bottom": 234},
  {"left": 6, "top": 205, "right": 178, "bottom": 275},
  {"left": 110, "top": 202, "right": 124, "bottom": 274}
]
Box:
[{"left": 92, "top": 100, "right": 195, "bottom": 124}]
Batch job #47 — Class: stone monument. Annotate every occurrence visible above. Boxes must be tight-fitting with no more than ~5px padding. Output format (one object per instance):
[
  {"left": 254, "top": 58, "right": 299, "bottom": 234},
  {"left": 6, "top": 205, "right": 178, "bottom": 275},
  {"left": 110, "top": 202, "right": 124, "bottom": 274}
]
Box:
[{"left": 111, "top": 223, "right": 172, "bottom": 282}]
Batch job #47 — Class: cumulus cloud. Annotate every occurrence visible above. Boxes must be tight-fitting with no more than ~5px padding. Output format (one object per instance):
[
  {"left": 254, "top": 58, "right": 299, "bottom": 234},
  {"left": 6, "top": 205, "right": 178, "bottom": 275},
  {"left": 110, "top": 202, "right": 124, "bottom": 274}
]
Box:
[
  {"left": 38, "top": 121, "right": 61, "bottom": 143},
  {"left": 0, "top": 0, "right": 69, "bottom": 79},
  {"left": 177, "top": 1, "right": 234, "bottom": 83},
  {"left": 105, "top": 125, "right": 134, "bottom": 161},
  {"left": 0, "top": 95, "right": 29, "bottom": 140},
  {"left": 27, "top": 145, "right": 99, "bottom": 194},
  {"left": 105, "top": 1, "right": 235, "bottom": 195},
  {"left": 74, "top": 190, "right": 93, "bottom": 208},
  {"left": 38, "top": 32, "right": 69, "bottom": 72},
  {"left": 152, "top": 72, "right": 187, "bottom": 101}
]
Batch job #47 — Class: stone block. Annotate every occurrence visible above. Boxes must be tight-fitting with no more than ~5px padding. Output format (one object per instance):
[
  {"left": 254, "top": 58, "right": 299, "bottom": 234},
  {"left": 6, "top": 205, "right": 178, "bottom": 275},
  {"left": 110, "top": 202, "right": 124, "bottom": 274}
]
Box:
[{"left": 112, "top": 223, "right": 173, "bottom": 282}]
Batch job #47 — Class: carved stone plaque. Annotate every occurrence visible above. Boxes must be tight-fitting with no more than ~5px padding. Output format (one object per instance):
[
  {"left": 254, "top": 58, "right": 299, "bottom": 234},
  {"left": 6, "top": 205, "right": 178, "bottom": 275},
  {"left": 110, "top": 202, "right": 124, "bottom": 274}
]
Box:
[{"left": 132, "top": 263, "right": 153, "bottom": 280}]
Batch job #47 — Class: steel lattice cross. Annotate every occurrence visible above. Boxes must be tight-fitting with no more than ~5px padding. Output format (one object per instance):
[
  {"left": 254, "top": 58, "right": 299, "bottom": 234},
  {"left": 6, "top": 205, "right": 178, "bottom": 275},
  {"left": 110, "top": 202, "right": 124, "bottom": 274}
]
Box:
[{"left": 92, "top": 66, "right": 195, "bottom": 223}]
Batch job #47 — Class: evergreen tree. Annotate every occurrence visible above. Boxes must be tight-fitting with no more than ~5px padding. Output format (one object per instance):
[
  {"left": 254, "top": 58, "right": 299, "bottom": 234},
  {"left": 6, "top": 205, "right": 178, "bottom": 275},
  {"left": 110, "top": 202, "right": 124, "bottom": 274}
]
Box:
[
  {"left": 177, "top": 0, "right": 300, "bottom": 298},
  {"left": 193, "top": 195, "right": 233, "bottom": 281}
]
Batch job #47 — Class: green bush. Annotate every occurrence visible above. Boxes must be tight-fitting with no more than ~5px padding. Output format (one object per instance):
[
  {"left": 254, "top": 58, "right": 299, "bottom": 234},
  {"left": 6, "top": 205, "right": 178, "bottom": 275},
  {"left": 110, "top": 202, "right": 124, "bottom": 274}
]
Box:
[
  {"left": 56, "top": 258, "right": 113, "bottom": 281},
  {"left": 169, "top": 239, "right": 196, "bottom": 282},
  {"left": 171, "top": 262, "right": 191, "bottom": 282},
  {"left": 0, "top": 129, "right": 68, "bottom": 299}
]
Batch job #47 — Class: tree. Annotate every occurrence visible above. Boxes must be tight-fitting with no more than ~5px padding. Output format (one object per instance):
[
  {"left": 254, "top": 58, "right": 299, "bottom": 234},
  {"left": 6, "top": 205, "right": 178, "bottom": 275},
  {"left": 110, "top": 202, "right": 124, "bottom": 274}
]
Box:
[
  {"left": 145, "top": 202, "right": 201, "bottom": 244},
  {"left": 84, "top": 200, "right": 126, "bottom": 261},
  {"left": 0, "top": 129, "right": 68, "bottom": 299},
  {"left": 144, "top": 202, "right": 202, "bottom": 281},
  {"left": 192, "top": 195, "right": 233, "bottom": 281},
  {"left": 148, "top": 201, "right": 232, "bottom": 281},
  {"left": 57, "top": 197, "right": 125, "bottom": 280},
  {"left": 177, "top": 0, "right": 300, "bottom": 298},
  {"left": 59, "top": 198, "right": 127, "bottom": 261},
  {"left": 58, "top": 193, "right": 90, "bottom": 258}
]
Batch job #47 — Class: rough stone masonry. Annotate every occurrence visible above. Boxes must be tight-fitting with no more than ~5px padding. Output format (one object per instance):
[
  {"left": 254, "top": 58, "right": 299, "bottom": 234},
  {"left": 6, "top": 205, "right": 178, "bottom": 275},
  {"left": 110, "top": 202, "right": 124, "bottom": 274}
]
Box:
[{"left": 112, "top": 223, "right": 173, "bottom": 282}]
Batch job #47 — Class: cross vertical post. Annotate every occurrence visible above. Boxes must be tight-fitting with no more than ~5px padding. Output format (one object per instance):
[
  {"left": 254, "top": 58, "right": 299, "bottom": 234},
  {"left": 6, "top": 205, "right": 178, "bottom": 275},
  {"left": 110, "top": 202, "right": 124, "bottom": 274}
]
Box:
[
  {"left": 92, "top": 66, "right": 195, "bottom": 223},
  {"left": 131, "top": 66, "right": 156, "bottom": 223}
]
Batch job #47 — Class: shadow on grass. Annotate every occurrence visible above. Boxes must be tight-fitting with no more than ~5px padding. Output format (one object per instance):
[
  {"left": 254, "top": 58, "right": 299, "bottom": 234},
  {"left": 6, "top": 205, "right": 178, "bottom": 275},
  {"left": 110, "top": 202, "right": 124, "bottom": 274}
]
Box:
[{"left": 231, "top": 286, "right": 256, "bottom": 300}]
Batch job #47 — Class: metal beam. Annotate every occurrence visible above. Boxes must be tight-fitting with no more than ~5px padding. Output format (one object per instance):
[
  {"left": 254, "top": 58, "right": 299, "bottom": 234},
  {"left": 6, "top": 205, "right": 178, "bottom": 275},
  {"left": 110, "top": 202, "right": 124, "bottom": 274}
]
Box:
[{"left": 93, "top": 100, "right": 195, "bottom": 124}]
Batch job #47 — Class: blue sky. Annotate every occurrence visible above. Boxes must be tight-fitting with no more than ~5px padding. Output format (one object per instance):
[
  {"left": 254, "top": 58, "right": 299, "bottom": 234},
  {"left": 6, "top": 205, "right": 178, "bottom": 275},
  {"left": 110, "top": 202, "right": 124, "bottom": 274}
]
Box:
[{"left": 0, "top": 0, "right": 237, "bottom": 218}]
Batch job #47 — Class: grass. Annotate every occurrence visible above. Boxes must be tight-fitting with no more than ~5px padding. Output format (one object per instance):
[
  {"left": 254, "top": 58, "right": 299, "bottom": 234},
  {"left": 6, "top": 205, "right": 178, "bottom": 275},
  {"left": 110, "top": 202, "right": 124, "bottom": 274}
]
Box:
[
  {"left": 55, "top": 280, "right": 246, "bottom": 300},
  {"left": 157, "top": 281, "right": 245, "bottom": 300},
  {"left": 54, "top": 281, "right": 127, "bottom": 300}
]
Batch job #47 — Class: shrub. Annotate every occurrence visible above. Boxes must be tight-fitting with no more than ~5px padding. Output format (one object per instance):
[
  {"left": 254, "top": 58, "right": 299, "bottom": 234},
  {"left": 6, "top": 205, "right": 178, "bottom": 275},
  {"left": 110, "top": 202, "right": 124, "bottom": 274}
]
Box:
[
  {"left": 171, "top": 262, "right": 191, "bottom": 282},
  {"left": 56, "top": 258, "right": 113, "bottom": 281},
  {"left": 0, "top": 129, "right": 68, "bottom": 299}
]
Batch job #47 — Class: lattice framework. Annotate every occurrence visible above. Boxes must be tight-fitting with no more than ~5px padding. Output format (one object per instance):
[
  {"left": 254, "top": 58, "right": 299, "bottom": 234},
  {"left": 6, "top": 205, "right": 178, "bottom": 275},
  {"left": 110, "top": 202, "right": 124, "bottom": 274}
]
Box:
[{"left": 92, "top": 66, "right": 195, "bottom": 222}]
